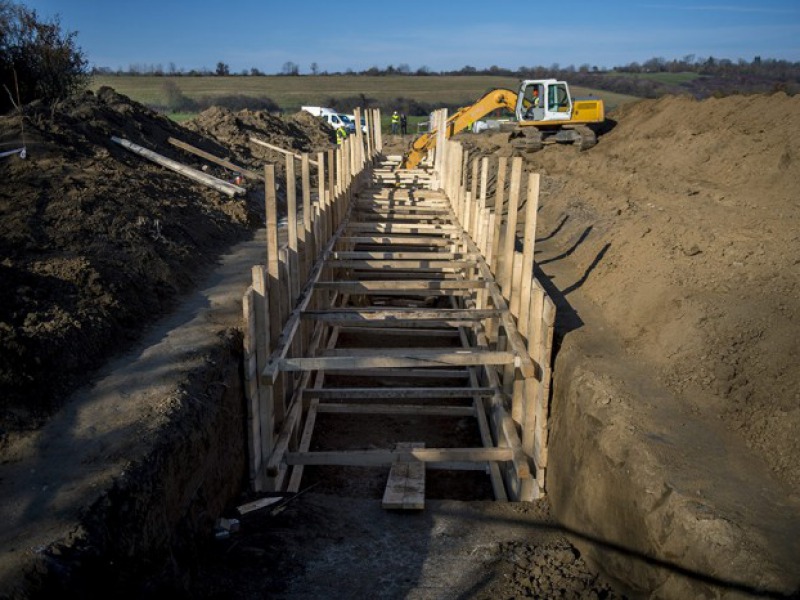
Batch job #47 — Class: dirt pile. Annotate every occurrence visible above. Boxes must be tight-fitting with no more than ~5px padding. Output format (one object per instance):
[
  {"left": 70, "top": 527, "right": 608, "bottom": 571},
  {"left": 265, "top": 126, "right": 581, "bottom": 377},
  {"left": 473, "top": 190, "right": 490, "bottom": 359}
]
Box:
[
  {"left": 0, "top": 89, "right": 251, "bottom": 430},
  {"left": 185, "top": 107, "right": 334, "bottom": 171},
  {"left": 468, "top": 91, "right": 800, "bottom": 493}
]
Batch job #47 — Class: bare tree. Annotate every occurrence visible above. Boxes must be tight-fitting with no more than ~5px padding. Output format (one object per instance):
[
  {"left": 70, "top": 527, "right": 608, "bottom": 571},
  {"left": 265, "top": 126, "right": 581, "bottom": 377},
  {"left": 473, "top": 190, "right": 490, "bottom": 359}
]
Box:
[
  {"left": 282, "top": 61, "right": 299, "bottom": 75},
  {"left": 310, "top": 61, "right": 319, "bottom": 75},
  {"left": 215, "top": 61, "right": 230, "bottom": 76}
]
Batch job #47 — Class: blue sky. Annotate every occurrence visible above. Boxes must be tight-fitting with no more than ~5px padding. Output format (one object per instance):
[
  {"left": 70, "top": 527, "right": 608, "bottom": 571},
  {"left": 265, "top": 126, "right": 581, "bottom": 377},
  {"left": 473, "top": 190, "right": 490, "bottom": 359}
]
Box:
[{"left": 22, "top": 1, "right": 800, "bottom": 73}]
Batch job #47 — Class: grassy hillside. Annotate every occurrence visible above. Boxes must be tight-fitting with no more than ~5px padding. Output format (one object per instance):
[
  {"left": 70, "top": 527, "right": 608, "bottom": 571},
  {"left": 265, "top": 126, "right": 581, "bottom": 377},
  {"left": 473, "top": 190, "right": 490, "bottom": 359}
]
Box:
[{"left": 90, "top": 75, "right": 639, "bottom": 114}]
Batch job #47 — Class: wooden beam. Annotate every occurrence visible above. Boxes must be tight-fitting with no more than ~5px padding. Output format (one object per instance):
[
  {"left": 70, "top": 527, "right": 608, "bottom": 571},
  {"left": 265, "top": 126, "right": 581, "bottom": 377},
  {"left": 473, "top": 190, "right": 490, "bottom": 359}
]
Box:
[
  {"left": 302, "top": 387, "right": 496, "bottom": 399},
  {"left": 250, "top": 137, "right": 318, "bottom": 165},
  {"left": 316, "top": 404, "right": 474, "bottom": 416},
  {"left": 167, "top": 137, "right": 260, "bottom": 180},
  {"left": 301, "top": 308, "right": 501, "bottom": 321},
  {"left": 382, "top": 442, "right": 426, "bottom": 510},
  {"left": 111, "top": 136, "right": 245, "bottom": 196},
  {"left": 279, "top": 349, "right": 515, "bottom": 371},
  {"left": 286, "top": 447, "right": 514, "bottom": 467},
  {"left": 316, "top": 280, "right": 485, "bottom": 292}
]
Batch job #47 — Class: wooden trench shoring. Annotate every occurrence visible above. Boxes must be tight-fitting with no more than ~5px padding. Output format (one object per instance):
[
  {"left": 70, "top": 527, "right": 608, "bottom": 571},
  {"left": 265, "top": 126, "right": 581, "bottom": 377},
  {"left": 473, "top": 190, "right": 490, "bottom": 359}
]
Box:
[{"left": 242, "top": 107, "right": 555, "bottom": 506}]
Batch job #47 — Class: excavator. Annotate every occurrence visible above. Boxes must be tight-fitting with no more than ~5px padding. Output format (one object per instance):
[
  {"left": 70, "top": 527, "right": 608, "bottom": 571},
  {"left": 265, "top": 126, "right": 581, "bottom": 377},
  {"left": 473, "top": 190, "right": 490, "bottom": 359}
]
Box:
[{"left": 402, "top": 79, "right": 605, "bottom": 168}]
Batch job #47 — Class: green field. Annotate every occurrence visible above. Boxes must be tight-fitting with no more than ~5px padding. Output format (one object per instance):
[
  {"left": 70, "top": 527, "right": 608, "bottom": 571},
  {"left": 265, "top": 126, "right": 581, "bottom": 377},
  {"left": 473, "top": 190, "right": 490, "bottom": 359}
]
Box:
[{"left": 91, "top": 74, "right": 639, "bottom": 117}]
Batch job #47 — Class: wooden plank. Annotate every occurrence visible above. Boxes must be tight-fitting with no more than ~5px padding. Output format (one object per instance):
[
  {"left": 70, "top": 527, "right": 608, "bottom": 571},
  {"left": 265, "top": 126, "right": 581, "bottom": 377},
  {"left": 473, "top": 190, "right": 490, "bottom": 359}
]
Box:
[
  {"left": 111, "top": 136, "right": 245, "bottom": 196},
  {"left": 250, "top": 137, "right": 318, "bottom": 165},
  {"left": 338, "top": 236, "right": 454, "bottom": 246},
  {"left": 301, "top": 153, "right": 314, "bottom": 277},
  {"left": 286, "top": 155, "right": 300, "bottom": 306},
  {"left": 287, "top": 399, "right": 319, "bottom": 493},
  {"left": 316, "top": 280, "right": 485, "bottom": 291},
  {"left": 499, "top": 157, "right": 523, "bottom": 300},
  {"left": 286, "top": 447, "right": 513, "bottom": 467},
  {"left": 167, "top": 137, "right": 259, "bottom": 180},
  {"left": 518, "top": 173, "right": 540, "bottom": 333},
  {"left": 317, "top": 404, "right": 474, "bottom": 416},
  {"left": 242, "top": 287, "right": 262, "bottom": 487},
  {"left": 382, "top": 442, "right": 426, "bottom": 510},
  {"left": 301, "top": 308, "right": 501, "bottom": 321},
  {"left": 279, "top": 349, "right": 515, "bottom": 371},
  {"left": 251, "top": 266, "right": 273, "bottom": 490},
  {"left": 330, "top": 368, "right": 469, "bottom": 379},
  {"left": 303, "top": 387, "right": 495, "bottom": 399},
  {"left": 490, "top": 157, "right": 507, "bottom": 274},
  {"left": 330, "top": 251, "right": 475, "bottom": 260},
  {"left": 337, "top": 326, "right": 459, "bottom": 337}
]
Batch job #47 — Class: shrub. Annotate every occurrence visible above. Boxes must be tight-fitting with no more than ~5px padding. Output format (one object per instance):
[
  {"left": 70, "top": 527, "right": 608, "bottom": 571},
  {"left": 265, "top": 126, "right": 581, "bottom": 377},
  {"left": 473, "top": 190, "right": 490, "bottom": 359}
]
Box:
[{"left": 0, "top": 1, "right": 88, "bottom": 113}]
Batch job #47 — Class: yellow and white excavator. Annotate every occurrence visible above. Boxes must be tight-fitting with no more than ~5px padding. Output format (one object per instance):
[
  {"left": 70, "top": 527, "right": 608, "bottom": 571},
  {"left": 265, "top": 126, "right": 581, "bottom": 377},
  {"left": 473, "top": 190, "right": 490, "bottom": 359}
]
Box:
[{"left": 402, "top": 79, "right": 605, "bottom": 168}]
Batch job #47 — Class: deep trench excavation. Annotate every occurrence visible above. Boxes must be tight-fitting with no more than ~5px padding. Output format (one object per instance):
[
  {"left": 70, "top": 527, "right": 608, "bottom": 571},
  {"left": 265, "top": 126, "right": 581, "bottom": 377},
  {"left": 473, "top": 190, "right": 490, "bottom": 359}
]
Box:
[{"left": 3, "top": 94, "right": 800, "bottom": 600}]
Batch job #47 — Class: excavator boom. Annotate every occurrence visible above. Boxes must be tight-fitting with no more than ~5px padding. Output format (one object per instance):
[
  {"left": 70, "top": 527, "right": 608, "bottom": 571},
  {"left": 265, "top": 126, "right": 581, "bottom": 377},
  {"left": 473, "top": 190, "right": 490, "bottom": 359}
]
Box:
[{"left": 404, "top": 88, "right": 519, "bottom": 169}]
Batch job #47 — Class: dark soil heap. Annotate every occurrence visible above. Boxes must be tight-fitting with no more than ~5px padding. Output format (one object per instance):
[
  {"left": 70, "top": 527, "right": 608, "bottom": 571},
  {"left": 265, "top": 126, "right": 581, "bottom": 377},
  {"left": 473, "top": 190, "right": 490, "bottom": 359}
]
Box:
[
  {"left": 0, "top": 89, "right": 331, "bottom": 432},
  {"left": 185, "top": 106, "right": 334, "bottom": 171}
]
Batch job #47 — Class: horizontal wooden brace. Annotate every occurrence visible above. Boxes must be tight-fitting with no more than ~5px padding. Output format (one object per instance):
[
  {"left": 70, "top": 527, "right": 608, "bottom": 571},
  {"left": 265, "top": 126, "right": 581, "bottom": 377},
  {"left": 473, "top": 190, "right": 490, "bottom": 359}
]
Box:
[
  {"left": 325, "top": 260, "right": 474, "bottom": 270},
  {"left": 330, "top": 251, "right": 475, "bottom": 260},
  {"left": 301, "top": 308, "right": 502, "bottom": 321},
  {"left": 301, "top": 387, "right": 498, "bottom": 399},
  {"left": 315, "top": 280, "right": 486, "bottom": 291},
  {"left": 279, "top": 350, "right": 515, "bottom": 371},
  {"left": 286, "top": 447, "right": 514, "bottom": 467},
  {"left": 316, "top": 403, "right": 474, "bottom": 416}
]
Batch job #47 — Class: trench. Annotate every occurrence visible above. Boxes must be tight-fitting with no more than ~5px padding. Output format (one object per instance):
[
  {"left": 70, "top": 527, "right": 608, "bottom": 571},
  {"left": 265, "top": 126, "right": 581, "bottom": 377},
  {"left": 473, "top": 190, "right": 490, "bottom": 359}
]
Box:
[{"left": 8, "top": 134, "right": 800, "bottom": 599}]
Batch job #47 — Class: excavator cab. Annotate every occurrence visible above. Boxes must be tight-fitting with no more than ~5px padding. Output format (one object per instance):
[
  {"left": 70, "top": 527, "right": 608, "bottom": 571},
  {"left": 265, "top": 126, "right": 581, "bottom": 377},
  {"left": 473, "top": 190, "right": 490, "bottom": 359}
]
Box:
[{"left": 517, "top": 80, "right": 573, "bottom": 123}]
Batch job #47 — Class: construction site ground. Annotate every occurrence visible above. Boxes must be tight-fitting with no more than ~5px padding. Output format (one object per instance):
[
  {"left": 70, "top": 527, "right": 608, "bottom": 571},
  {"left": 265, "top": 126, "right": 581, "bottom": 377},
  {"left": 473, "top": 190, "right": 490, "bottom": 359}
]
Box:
[{"left": 1, "top": 89, "right": 799, "bottom": 597}]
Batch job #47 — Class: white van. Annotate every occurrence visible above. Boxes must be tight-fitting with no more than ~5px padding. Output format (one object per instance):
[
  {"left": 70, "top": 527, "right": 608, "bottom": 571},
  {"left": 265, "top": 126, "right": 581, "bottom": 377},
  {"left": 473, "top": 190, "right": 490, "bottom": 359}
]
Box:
[
  {"left": 301, "top": 106, "right": 354, "bottom": 133},
  {"left": 345, "top": 113, "right": 368, "bottom": 133}
]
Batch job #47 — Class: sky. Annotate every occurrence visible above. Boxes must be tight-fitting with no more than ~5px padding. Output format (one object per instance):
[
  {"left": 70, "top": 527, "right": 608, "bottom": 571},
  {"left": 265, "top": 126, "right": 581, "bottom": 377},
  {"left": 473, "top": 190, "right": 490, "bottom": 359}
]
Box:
[{"left": 21, "top": 0, "right": 800, "bottom": 73}]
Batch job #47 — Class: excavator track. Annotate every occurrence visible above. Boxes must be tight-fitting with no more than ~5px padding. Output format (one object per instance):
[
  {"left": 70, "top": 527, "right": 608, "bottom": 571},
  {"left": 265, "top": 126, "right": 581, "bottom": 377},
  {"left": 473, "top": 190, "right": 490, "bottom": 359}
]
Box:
[
  {"left": 574, "top": 124, "right": 597, "bottom": 151},
  {"left": 509, "top": 128, "right": 544, "bottom": 153}
]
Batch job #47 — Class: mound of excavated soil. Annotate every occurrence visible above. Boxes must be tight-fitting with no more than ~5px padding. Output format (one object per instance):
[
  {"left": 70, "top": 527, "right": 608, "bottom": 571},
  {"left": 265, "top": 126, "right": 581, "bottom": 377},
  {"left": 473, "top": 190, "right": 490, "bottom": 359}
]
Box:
[
  {"left": 0, "top": 90, "right": 334, "bottom": 433},
  {"left": 467, "top": 91, "right": 800, "bottom": 493},
  {"left": 185, "top": 107, "right": 334, "bottom": 172}
]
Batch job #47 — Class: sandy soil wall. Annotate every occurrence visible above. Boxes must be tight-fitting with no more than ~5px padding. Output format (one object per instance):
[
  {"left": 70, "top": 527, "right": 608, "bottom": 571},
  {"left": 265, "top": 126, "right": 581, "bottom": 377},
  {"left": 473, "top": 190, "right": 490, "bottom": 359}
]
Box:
[
  {"left": 6, "top": 333, "right": 245, "bottom": 599},
  {"left": 547, "top": 314, "right": 800, "bottom": 598}
]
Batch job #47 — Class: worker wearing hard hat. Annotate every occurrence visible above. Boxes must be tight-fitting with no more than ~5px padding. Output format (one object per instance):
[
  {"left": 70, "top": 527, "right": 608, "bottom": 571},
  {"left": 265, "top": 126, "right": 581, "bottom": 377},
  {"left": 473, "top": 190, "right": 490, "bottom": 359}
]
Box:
[
  {"left": 391, "top": 111, "right": 400, "bottom": 134},
  {"left": 336, "top": 126, "right": 348, "bottom": 145}
]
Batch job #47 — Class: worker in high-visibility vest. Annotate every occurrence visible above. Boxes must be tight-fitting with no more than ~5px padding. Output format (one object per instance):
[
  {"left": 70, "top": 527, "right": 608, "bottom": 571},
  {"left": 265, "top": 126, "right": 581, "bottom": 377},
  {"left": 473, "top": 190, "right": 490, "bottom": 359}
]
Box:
[
  {"left": 391, "top": 111, "right": 400, "bottom": 134},
  {"left": 336, "top": 126, "right": 347, "bottom": 145}
]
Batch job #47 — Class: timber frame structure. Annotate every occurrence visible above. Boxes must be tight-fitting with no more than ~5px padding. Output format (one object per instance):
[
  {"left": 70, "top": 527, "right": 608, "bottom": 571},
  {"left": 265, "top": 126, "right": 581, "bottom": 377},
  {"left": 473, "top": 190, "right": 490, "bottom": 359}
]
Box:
[{"left": 242, "top": 108, "right": 555, "bottom": 504}]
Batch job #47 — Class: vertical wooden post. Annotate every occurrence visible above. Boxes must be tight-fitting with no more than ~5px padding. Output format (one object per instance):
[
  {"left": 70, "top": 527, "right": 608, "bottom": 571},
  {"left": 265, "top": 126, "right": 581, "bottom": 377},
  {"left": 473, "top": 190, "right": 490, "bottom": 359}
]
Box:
[
  {"left": 285, "top": 155, "right": 299, "bottom": 307},
  {"left": 243, "top": 285, "right": 262, "bottom": 488},
  {"left": 524, "top": 284, "right": 545, "bottom": 454},
  {"left": 374, "top": 108, "right": 383, "bottom": 152},
  {"left": 264, "top": 165, "right": 285, "bottom": 425},
  {"left": 469, "top": 158, "right": 479, "bottom": 238},
  {"left": 327, "top": 148, "right": 336, "bottom": 236},
  {"left": 435, "top": 109, "right": 448, "bottom": 189},
  {"left": 499, "top": 157, "right": 522, "bottom": 300},
  {"left": 518, "top": 173, "right": 540, "bottom": 334},
  {"left": 491, "top": 157, "right": 508, "bottom": 276},
  {"left": 317, "top": 151, "right": 328, "bottom": 246},
  {"left": 301, "top": 153, "right": 314, "bottom": 273},
  {"left": 251, "top": 265, "right": 272, "bottom": 489}
]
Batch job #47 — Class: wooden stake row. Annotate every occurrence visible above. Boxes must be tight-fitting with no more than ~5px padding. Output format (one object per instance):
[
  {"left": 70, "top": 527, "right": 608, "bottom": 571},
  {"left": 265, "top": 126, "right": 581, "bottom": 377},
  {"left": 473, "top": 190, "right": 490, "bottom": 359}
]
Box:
[
  {"left": 435, "top": 137, "right": 556, "bottom": 494},
  {"left": 242, "top": 108, "right": 382, "bottom": 491}
]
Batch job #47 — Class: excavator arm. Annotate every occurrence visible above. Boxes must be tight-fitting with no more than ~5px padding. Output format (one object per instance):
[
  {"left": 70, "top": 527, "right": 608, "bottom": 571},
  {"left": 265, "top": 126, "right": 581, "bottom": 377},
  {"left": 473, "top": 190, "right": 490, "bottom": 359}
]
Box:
[{"left": 403, "top": 88, "right": 520, "bottom": 169}]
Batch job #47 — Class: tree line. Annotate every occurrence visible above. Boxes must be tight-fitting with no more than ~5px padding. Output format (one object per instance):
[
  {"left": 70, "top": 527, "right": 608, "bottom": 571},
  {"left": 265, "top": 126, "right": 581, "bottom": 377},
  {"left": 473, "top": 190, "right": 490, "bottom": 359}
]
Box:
[{"left": 97, "top": 55, "right": 800, "bottom": 100}]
